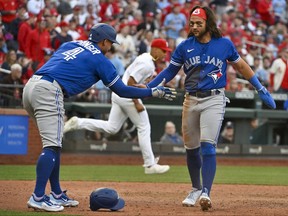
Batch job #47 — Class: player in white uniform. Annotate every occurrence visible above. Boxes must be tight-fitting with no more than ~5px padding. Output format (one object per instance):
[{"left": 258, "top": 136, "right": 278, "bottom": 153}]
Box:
[{"left": 64, "top": 38, "right": 172, "bottom": 174}]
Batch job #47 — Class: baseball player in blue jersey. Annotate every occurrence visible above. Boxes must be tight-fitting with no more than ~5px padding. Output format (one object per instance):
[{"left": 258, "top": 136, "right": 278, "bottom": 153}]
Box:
[
  {"left": 22, "top": 23, "right": 176, "bottom": 212},
  {"left": 64, "top": 38, "right": 171, "bottom": 175},
  {"left": 147, "top": 6, "right": 276, "bottom": 211}
]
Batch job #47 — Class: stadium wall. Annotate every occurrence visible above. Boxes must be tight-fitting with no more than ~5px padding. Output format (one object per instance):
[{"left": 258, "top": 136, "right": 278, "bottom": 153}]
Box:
[{"left": 0, "top": 109, "right": 42, "bottom": 164}]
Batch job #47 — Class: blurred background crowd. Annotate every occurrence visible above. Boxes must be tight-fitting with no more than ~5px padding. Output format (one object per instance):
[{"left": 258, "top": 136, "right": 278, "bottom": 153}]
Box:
[{"left": 0, "top": 0, "right": 288, "bottom": 107}]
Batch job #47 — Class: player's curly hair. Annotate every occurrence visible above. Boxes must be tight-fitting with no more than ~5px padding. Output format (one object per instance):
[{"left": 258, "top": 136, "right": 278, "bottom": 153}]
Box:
[{"left": 188, "top": 6, "right": 222, "bottom": 39}]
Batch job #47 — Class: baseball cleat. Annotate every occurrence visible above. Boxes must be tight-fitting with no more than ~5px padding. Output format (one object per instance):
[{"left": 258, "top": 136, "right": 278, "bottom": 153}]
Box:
[
  {"left": 27, "top": 194, "right": 64, "bottom": 212},
  {"left": 199, "top": 192, "right": 212, "bottom": 211},
  {"left": 64, "top": 116, "right": 79, "bottom": 133},
  {"left": 144, "top": 164, "right": 170, "bottom": 174},
  {"left": 49, "top": 190, "right": 79, "bottom": 207},
  {"left": 182, "top": 188, "right": 202, "bottom": 207}
]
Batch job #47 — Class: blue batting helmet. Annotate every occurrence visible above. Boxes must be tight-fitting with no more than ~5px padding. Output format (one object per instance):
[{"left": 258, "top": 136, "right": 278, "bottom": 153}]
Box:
[
  {"left": 89, "top": 187, "right": 125, "bottom": 211},
  {"left": 88, "top": 23, "right": 119, "bottom": 44}
]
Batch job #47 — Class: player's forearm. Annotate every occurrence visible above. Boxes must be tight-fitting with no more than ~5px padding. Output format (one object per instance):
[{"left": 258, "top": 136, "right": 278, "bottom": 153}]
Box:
[
  {"left": 233, "top": 58, "right": 255, "bottom": 80},
  {"left": 234, "top": 58, "right": 264, "bottom": 90},
  {"left": 147, "top": 64, "right": 180, "bottom": 88},
  {"left": 110, "top": 79, "right": 152, "bottom": 98},
  {"left": 234, "top": 58, "right": 275, "bottom": 109},
  {"left": 132, "top": 98, "right": 140, "bottom": 104}
]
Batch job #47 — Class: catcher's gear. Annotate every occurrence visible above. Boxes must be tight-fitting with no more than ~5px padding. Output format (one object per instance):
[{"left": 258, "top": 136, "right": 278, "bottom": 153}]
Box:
[
  {"left": 89, "top": 187, "right": 125, "bottom": 211},
  {"left": 151, "top": 78, "right": 177, "bottom": 101},
  {"left": 88, "top": 23, "right": 119, "bottom": 44}
]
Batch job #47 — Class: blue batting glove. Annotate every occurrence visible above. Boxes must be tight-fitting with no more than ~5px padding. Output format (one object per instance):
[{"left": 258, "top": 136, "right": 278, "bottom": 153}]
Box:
[
  {"left": 249, "top": 75, "right": 276, "bottom": 109},
  {"left": 284, "top": 99, "right": 288, "bottom": 111},
  {"left": 257, "top": 87, "right": 276, "bottom": 109}
]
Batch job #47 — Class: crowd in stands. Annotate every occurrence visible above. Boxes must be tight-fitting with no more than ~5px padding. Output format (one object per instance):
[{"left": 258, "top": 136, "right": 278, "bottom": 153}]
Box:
[{"left": 0, "top": 0, "right": 288, "bottom": 107}]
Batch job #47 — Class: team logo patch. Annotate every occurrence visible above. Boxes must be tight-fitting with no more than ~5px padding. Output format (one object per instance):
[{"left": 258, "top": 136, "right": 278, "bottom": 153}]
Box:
[
  {"left": 208, "top": 69, "right": 222, "bottom": 83},
  {"left": 192, "top": 9, "right": 201, "bottom": 15}
]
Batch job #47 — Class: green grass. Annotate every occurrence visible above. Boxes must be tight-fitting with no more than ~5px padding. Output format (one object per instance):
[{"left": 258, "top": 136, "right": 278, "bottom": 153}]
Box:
[
  {"left": 0, "top": 210, "right": 79, "bottom": 216},
  {"left": 1, "top": 165, "right": 287, "bottom": 215},
  {"left": 0, "top": 165, "right": 288, "bottom": 185}
]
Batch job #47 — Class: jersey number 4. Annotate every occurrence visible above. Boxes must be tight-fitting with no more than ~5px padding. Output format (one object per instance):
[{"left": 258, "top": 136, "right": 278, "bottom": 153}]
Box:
[{"left": 62, "top": 47, "right": 84, "bottom": 61}]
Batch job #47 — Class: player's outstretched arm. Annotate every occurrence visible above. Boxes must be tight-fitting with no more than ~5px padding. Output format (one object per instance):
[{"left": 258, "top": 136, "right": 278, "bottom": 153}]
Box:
[
  {"left": 233, "top": 58, "right": 276, "bottom": 109},
  {"left": 110, "top": 78, "right": 176, "bottom": 100},
  {"left": 146, "top": 64, "right": 181, "bottom": 88}
]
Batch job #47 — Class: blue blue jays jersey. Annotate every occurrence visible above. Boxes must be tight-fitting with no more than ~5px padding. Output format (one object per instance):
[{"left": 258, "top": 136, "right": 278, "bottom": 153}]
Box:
[
  {"left": 171, "top": 37, "right": 240, "bottom": 92},
  {"left": 35, "top": 40, "right": 120, "bottom": 97}
]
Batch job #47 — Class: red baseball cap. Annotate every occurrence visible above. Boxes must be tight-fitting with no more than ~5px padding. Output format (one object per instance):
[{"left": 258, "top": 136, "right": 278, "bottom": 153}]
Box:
[
  {"left": 151, "top": 38, "right": 172, "bottom": 52},
  {"left": 59, "top": 21, "right": 69, "bottom": 27},
  {"left": 146, "top": 12, "right": 154, "bottom": 17}
]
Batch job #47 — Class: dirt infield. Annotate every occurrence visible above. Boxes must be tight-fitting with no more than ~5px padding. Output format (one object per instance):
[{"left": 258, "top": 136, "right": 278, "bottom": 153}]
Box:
[{"left": 1, "top": 154, "right": 288, "bottom": 216}]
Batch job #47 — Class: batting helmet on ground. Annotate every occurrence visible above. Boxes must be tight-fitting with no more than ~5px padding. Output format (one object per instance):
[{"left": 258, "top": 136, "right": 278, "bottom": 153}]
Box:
[
  {"left": 89, "top": 187, "right": 125, "bottom": 211},
  {"left": 88, "top": 23, "right": 119, "bottom": 44}
]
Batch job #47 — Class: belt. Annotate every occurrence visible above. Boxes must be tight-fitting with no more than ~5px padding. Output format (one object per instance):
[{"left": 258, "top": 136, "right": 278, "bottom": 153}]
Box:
[
  {"left": 40, "top": 75, "right": 67, "bottom": 97},
  {"left": 186, "top": 89, "right": 221, "bottom": 98}
]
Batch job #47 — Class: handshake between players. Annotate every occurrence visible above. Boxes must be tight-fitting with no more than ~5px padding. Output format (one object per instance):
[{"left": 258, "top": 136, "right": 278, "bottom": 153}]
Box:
[{"left": 134, "top": 78, "right": 177, "bottom": 101}]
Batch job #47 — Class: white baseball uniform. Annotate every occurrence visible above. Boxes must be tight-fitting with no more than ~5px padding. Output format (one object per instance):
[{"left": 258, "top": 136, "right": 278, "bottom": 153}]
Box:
[{"left": 76, "top": 53, "right": 157, "bottom": 167}]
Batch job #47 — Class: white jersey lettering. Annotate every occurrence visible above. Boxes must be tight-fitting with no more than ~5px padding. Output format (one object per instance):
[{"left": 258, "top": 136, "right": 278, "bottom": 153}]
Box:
[
  {"left": 62, "top": 47, "right": 84, "bottom": 61},
  {"left": 77, "top": 41, "right": 101, "bottom": 54},
  {"left": 204, "top": 56, "right": 223, "bottom": 68},
  {"left": 184, "top": 56, "right": 201, "bottom": 69}
]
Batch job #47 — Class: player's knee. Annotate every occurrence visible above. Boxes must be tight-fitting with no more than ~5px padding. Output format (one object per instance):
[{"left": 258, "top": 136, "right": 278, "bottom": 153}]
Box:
[
  {"left": 201, "top": 142, "right": 216, "bottom": 156},
  {"left": 106, "top": 126, "right": 120, "bottom": 135}
]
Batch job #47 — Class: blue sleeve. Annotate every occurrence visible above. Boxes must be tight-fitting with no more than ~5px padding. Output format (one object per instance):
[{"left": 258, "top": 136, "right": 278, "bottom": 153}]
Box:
[
  {"left": 109, "top": 78, "right": 152, "bottom": 98},
  {"left": 226, "top": 38, "right": 240, "bottom": 63},
  {"left": 146, "top": 63, "right": 181, "bottom": 88}
]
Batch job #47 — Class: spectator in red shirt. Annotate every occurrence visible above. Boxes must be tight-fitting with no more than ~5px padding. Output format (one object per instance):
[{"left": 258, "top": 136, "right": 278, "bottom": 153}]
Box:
[
  {"left": 249, "top": 0, "right": 275, "bottom": 25},
  {"left": 0, "top": 0, "right": 19, "bottom": 32},
  {"left": 25, "top": 17, "right": 52, "bottom": 71},
  {"left": 36, "top": 47, "right": 53, "bottom": 70},
  {"left": 17, "top": 12, "right": 36, "bottom": 54},
  {"left": 180, "top": 0, "right": 195, "bottom": 20},
  {"left": 0, "top": 35, "right": 7, "bottom": 67},
  {"left": 99, "top": 0, "right": 121, "bottom": 22}
]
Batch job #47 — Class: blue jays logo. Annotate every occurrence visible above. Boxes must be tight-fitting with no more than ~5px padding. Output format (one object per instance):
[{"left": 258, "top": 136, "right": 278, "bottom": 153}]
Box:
[{"left": 208, "top": 69, "right": 222, "bottom": 83}]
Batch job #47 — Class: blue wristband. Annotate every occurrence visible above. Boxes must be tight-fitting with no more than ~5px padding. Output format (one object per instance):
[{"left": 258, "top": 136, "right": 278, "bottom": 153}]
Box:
[{"left": 249, "top": 75, "right": 263, "bottom": 91}]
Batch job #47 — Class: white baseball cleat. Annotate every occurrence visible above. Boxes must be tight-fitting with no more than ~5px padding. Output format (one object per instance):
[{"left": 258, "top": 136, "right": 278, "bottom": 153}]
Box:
[
  {"left": 182, "top": 188, "right": 202, "bottom": 207},
  {"left": 199, "top": 192, "right": 212, "bottom": 211},
  {"left": 144, "top": 164, "right": 170, "bottom": 174},
  {"left": 64, "top": 116, "right": 79, "bottom": 133},
  {"left": 27, "top": 194, "right": 64, "bottom": 212},
  {"left": 49, "top": 190, "right": 79, "bottom": 207}
]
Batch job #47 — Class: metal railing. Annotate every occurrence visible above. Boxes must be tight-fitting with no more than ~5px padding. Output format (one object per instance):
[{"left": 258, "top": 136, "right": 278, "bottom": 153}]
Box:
[{"left": 0, "top": 84, "right": 24, "bottom": 108}]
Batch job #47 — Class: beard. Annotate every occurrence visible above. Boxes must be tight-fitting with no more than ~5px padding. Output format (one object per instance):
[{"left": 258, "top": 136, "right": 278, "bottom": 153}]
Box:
[{"left": 188, "top": 27, "right": 208, "bottom": 39}]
